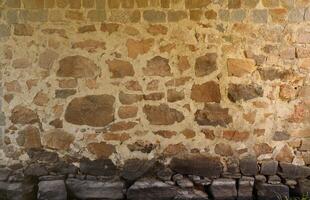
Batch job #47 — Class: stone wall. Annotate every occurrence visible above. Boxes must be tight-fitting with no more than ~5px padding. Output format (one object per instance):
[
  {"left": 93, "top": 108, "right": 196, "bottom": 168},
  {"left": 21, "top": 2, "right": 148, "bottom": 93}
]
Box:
[{"left": 0, "top": 0, "right": 309, "bottom": 187}]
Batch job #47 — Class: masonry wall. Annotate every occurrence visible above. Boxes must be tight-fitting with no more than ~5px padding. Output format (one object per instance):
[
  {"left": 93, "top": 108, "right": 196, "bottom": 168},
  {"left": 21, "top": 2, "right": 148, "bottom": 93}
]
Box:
[{"left": 0, "top": 0, "right": 309, "bottom": 169}]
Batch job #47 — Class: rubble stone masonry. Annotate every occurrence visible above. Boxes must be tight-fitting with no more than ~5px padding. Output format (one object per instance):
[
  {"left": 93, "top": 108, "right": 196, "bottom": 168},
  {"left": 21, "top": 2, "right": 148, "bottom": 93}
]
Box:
[{"left": 0, "top": 0, "right": 309, "bottom": 199}]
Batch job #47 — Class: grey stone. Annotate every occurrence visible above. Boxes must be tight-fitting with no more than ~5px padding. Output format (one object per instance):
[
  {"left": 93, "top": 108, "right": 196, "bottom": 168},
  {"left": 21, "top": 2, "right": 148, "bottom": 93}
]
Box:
[
  {"left": 268, "top": 175, "right": 281, "bottom": 184},
  {"left": 0, "top": 24, "right": 10, "bottom": 38},
  {"left": 38, "top": 180, "right": 67, "bottom": 200},
  {"left": 174, "top": 189, "right": 209, "bottom": 200},
  {"left": 80, "top": 159, "right": 118, "bottom": 176},
  {"left": 210, "top": 179, "right": 237, "bottom": 200},
  {"left": 170, "top": 156, "right": 223, "bottom": 178},
  {"left": 55, "top": 89, "right": 76, "bottom": 99},
  {"left": 157, "top": 168, "right": 173, "bottom": 181},
  {"left": 238, "top": 177, "right": 254, "bottom": 200},
  {"left": 20, "top": 10, "right": 48, "bottom": 22},
  {"left": 66, "top": 178, "right": 124, "bottom": 200},
  {"left": 230, "top": 9, "right": 246, "bottom": 22},
  {"left": 251, "top": 9, "right": 268, "bottom": 23},
  {"left": 0, "top": 168, "right": 11, "bottom": 181},
  {"left": 258, "top": 68, "right": 285, "bottom": 81},
  {"left": 0, "top": 112, "right": 6, "bottom": 126},
  {"left": 300, "top": 139, "right": 310, "bottom": 151},
  {"left": 305, "top": 8, "right": 310, "bottom": 21},
  {"left": 27, "top": 149, "right": 59, "bottom": 163},
  {"left": 6, "top": 180, "right": 36, "bottom": 200},
  {"left": 240, "top": 156, "right": 258, "bottom": 176},
  {"left": 39, "top": 175, "right": 65, "bottom": 181},
  {"left": 6, "top": 9, "right": 19, "bottom": 24},
  {"left": 143, "top": 10, "right": 166, "bottom": 23},
  {"left": 121, "top": 159, "right": 156, "bottom": 182},
  {"left": 256, "top": 183, "right": 289, "bottom": 200},
  {"left": 273, "top": 131, "right": 290, "bottom": 141},
  {"left": 279, "top": 163, "right": 310, "bottom": 179},
  {"left": 288, "top": 8, "right": 305, "bottom": 23},
  {"left": 261, "top": 160, "right": 278, "bottom": 176},
  {"left": 176, "top": 178, "right": 194, "bottom": 188},
  {"left": 228, "top": 84, "right": 263, "bottom": 102},
  {"left": 255, "top": 175, "right": 267, "bottom": 183},
  {"left": 295, "top": 179, "right": 310, "bottom": 196},
  {"left": 24, "top": 164, "right": 48, "bottom": 177},
  {"left": 219, "top": 9, "right": 230, "bottom": 21},
  {"left": 172, "top": 174, "right": 183, "bottom": 182}
]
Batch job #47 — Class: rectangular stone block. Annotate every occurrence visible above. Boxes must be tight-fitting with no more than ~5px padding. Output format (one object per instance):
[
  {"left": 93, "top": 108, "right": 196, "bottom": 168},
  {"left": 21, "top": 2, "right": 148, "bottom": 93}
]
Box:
[
  {"left": 108, "top": 0, "right": 120, "bottom": 8},
  {"left": 190, "top": 10, "right": 202, "bottom": 21},
  {"left": 121, "top": 0, "right": 134, "bottom": 8},
  {"left": 288, "top": 8, "right": 305, "bottom": 23},
  {"left": 251, "top": 9, "right": 268, "bottom": 23},
  {"left": 0, "top": 24, "right": 10, "bottom": 38},
  {"left": 161, "top": 0, "right": 170, "bottom": 8},
  {"left": 83, "top": 0, "right": 95, "bottom": 8},
  {"left": 68, "top": 0, "right": 81, "bottom": 9},
  {"left": 87, "top": 10, "right": 106, "bottom": 21},
  {"left": 143, "top": 10, "right": 166, "bottom": 23},
  {"left": 6, "top": 0, "right": 21, "bottom": 8},
  {"left": 22, "top": 0, "right": 44, "bottom": 9},
  {"left": 185, "top": 0, "right": 211, "bottom": 8},
  {"left": 6, "top": 9, "right": 19, "bottom": 24},
  {"left": 136, "top": 0, "right": 148, "bottom": 7},
  {"left": 20, "top": 10, "right": 48, "bottom": 22},
  {"left": 168, "top": 10, "right": 187, "bottom": 22}
]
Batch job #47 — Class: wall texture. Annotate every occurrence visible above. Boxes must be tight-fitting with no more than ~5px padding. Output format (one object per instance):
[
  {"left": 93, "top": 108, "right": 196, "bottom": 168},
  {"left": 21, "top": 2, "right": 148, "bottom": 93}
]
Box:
[{"left": 0, "top": 0, "right": 309, "bottom": 170}]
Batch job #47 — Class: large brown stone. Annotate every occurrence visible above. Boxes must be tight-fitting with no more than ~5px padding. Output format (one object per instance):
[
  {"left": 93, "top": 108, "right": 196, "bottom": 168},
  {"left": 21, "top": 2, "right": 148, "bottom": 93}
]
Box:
[
  {"left": 38, "top": 49, "right": 59, "bottom": 69},
  {"left": 195, "top": 53, "right": 217, "bottom": 77},
  {"left": 227, "top": 58, "right": 256, "bottom": 77},
  {"left": 275, "top": 145, "right": 294, "bottom": 163},
  {"left": 215, "top": 143, "right": 233, "bottom": 156},
  {"left": 228, "top": 84, "right": 263, "bottom": 102},
  {"left": 16, "top": 126, "right": 41, "bottom": 149},
  {"left": 106, "top": 59, "right": 135, "bottom": 78},
  {"left": 143, "top": 104, "right": 184, "bottom": 125},
  {"left": 126, "top": 38, "right": 154, "bottom": 59},
  {"left": 87, "top": 142, "right": 116, "bottom": 159},
  {"left": 170, "top": 155, "right": 223, "bottom": 178},
  {"left": 223, "top": 131, "right": 250, "bottom": 142},
  {"left": 195, "top": 104, "right": 232, "bottom": 127},
  {"left": 10, "top": 105, "right": 39, "bottom": 125},
  {"left": 191, "top": 81, "right": 221, "bottom": 103},
  {"left": 65, "top": 95, "right": 115, "bottom": 127},
  {"left": 42, "top": 129, "right": 74, "bottom": 150},
  {"left": 57, "top": 55, "right": 100, "bottom": 78},
  {"left": 143, "top": 56, "right": 172, "bottom": 77}
]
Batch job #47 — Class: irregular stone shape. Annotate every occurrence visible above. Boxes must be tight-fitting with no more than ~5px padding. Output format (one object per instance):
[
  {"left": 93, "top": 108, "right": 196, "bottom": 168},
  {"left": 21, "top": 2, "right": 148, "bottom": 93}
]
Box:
[
  {"left": 223, "top": 131, "right": 250, "bottom": 142},
  {"left": 24, "top": 163, "right": 48, "bottom": 177},
  {"left": 191, "top": 81, "right": 221, "bottom": 103},
  {"left": 55, "top": 89, "right": 76, "bottom": 99},
  {"left": 126, "top": 38, "right": 154, "bottom": 59},
  {"left": 27, "top": 149, "right": 59, "bottom": 163},
  {"left": 127, "top": 141, "right": 157, "bottom": 154},
  {"left": 170, "top": 156, "right": 223, "bottom": 178},
  {"left": 273, "top": 131, "right": 290, "bottom": 141},
  {"left": 258, "top": 68, "right": 284, "bottom": 81},
  {"left": 10, "top": 106, "right": 39, "bottom": 125},
  {"left": 185, "top": 0, "right": 211, "bottom": 8},
  {"left": 195, "top": 104, "right": 232, "bottom": 127},
  {"left": 295, "top": 179, "right": 310, "bottom": 196},
  {"left": 65, "top": 95, "right": 115, "bottom": 127},
  {"left": 195, "top": 53, "right": 217, "bottom": 77},
  {"left": 147, "top": 24, "right": 168, "bottom": 36},
  {"left": 227, "top": 58, "right": 256, "bottom": 77},
  {"left": 12, "top": 58, "right": 32, "bottom": 68},
  {"left": 143, "top": 104, "right": 184, "bottom": 125},
  {"left": 17, "top": 126, "right": 41, "bottom": 149},
  {"left": 239, "top": 156, "right": 258, "bottom": 176},
  {"left": 167, "top": 89, "right": 185, "bottom": 102},
  {"left": 254, "top": 143, "right": 273, "bottom": 156},
  {"left": 143, "top": 56, "right": 172, "bottom": 77},
  {"left": 256, "top": 183, "right": 289, "bottom": 200},
  {"left": 87, "top": 142, "right": 115, "bottom": 159},
  {"left": 0, "top": 168, "right": 11, "bottom": 181},
  {"left": 14, "top": 24, "right": 34, "bottom": 36},
  {"left": 279, "top": 163, "right": 310, "bottom": 179},
  {"left": 106, "top": 59, "right": 135, "bottom": 78},
  {"left": 72, "top": 39, "right": 105, "bottom": 52},
  {"left": 37, "top": 180, "right": 67, "bottom": 200},
  {"left": 119, "top": 91, "right": 143, "bottom": 105},
  {"left": 57, "top": 55, "right": 100, "bottom": 78},
  {"left": 260, "top": 160, "right": 278, "bottom": 176},
  {"left": 118, "top": 106, "right": 138, "bottom": 119},
  {"left": 66, "top": 178, "right": 124, "bottom": 200},
  {"left": 80, "top": 159, "right": 118, "bottom": 176},
  {"left": 121, "top": 159, "right": 156, "bottom": 182},
  {"left": 238, "top": 177, "right": 254, "bottom": 200},
  {"left": 5, "top": 180, "right": 36, "bottom": 200},
  {"left": 228, "top": 84, "right": 263, "bottom": 102},
  {"left": 38, "top": 49, "right": 59, "bottom": 69},
  {"left": 268, "top": 175, "right": 281, "bottom": 184},
  {"left": 275, "top": 145, "right": 294, "bottom": 163},
  {"left": 43, "top": 129, "right": 74, "bottom": 150},
  {"left": 214, "top": 143, "right": 233, "bottom": 156},
  {"left": 127, "top": 178, "right": 178, "bottom": 200},
  {"left": 210, "top": 179, "right": 237, "bottom": 200}
]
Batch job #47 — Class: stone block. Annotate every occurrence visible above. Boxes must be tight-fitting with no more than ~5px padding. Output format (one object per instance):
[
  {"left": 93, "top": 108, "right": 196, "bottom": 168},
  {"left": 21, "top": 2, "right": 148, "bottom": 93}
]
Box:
[
  {"left": 288, "top": 8, "right": 304, "bottom": 23},
  {"left": 0, "top": 24, "right": 10, "bottom": 38},
  {"left": 210, "top": 179, "right": 237, "bottom": 200},
  {"left": 240, "top": 156, "right": 258, "bottom": 176},
  {"left": 237, "top": 177, "right": 254, "bottom": 200},
  {"left": 168, "top": 10, "right": 187, "bottom": 22},
  {"left": 38, "top": 180, "right": 67, "bottom": 200},
  {"left": 260, "top": 160, "right": 278, "bottom": 176},
  {"left": 256, "top": 183, "right": 289, "bottom": 200},
  {"left": 143, "top": 10, "right": 166, "bottom": 23},
  {"left": 87, "top": 10, "right": 106, "bottom": 22},
  {"left": 251, "top": 9, "right": 268, "bottom": 23}
]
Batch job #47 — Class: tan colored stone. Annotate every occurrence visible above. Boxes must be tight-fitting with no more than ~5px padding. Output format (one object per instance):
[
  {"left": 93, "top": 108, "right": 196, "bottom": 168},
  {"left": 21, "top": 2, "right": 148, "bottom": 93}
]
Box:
[
  {"left": 33, "top": 91, "right": 49, "bottom": 106},
  {"left": 78, "top": 25, "right": 96, "bottom": 33},
  {"left": 17, "top": 126, "right": 41, "bottom": 149},
  {"left": 143, "top": 56, "right": 172, "bottom": 77},
  {"left": 270, "top": 8, "right": 288, "bottom": 23},
  {"left": 159, "top": 43, "right": 176, "bottom": 53},
  {"left": 57, "top": 55, "right": 100, "bottom": 78},
  {"left": 5, "top": 81, "right": 21, "bottom": 93},
  {"left": 72, "top": 40, "right": 105, "bottom": 53},
  {"left": 185, "top": 0, "right": 211, "bottom": 8},
  {"left": 14, "top": 24, "right": 34, "bottom": 36},
  {"left": 191, "top": 81, "right": 221, "bottom": 103},
  {"left": 163, "top": 143, "right": 187, "bottom": 156},
  {"left": 43, "top": 129, "right": 74, "bottom": 150},
  {"left": 223, "top": 131, "right": 250, "bottom": 142},
  {"left": 65, "top": 10, "right": 83, "bottom": 21},
  {"left": 215, "top": 143, "right": 233, "bottom": 156},
  {"left": 126, "top": 38, "right": 154, "bottom": 59},
  {"left": 59, "top": 79, "right": 77, "bottom": 88},
  {"left": 227, "top": 58, "right": 256, "bottom": 77},
  {"left": 87, "top": 142, "right": 115, "bottom": 159},
  {"left": 254, "top": 129, "right": 265, "bottom": 137},
  {"left": 177, "top": 56, "right": 191, "bottom": 73},
  {"left": 103, "top": 133, "right": 131, "bottom": 142},
  {"left": 202, "top": 129, "right": 215, "bottom": 140},
  {"left": 181, "top": 129, "right": 196, "bottom": 139},
  {"left": 106, "top": 59, "right": 135, "bottom": 78},
  {"left": 147, "top": 24, "right": 168, "bottom": 36},
  {"left": 23, "top": 0, "right": 44, "bottom": 9},
  {"left": 118, "top": 106, "right": 138, "bottom": 119},
  {"left": 243, "top": 111, "right": 256, "bottom": 124},
  {"left": 143, "top": 104, "right": 184, "bottom": 125},
  {"left": 254, "top": 143, "right": 273, "bottom": 156},
  {"left": 65, "top": 95, "right": 115, "bottom": 127},
  {"left": 12, "top": 58, "right": 31, "bottom": 69},
  {"left": 190, "top": 10, "right": 203, "bottom": 21},
  {"left": 279, "top": 84, "right": 298, "bottom": 100},
  {"left": 195, "top": 53, "right": 217, "bottom": 77},
  {"left": 10, "top": 106, "right": 39, "bottom": 125},
  {"left": 228, "top": 0, "right": 241, "bottom": 8},
  {"left": 39, "top": 49, "right": 59, "bottom": 69},
  {"left": 154, "top": 130, "right": 177, "bottom": 138},
  {"left": 147, "top": 80, "right": 159, "bottom": 91},
  {"left": 275, "top": 145, "right": 294, "bottom": 163},
  {"left": 262, "top": 0, "right": 279, "bottom": 7},
  {"left": 119, "top": 91, "right": 143, "bottom": 105},
  {"left": 101, "top": 23, "right": 120, "bottom": 34}
]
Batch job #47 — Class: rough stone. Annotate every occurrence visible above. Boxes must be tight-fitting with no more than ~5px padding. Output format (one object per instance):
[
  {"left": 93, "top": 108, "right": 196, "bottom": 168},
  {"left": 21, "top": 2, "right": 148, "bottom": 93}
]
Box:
[
  {"left": 121, "top": 159, "right": 156, "bottom": 182},
  {"left": 238, "top": 177, "right": 254, "bottom": 200},
  {"left": 261, "top": 160, "right": 278, "bottom": 176},
  {"left": 126, "top": 38, "right": 154, "bottom": 59},
  {"left": 279, "top": 163, "right": 310, "bottom": 179},
  {"left": 256, "top": 183, "right": 289, "bottom": 200},
  {"left": 80, "top": 159, "right": 118, "bottom": 176},
  {"left": 167, "top": 89, "right": 185, "bottom": 102},
  {"left": 55, "top": 89, "right": 76, "bottom": 99},
  {"left": 228, "top": 84, "right": 263, "bottom": 102},
  {"left": 191, "top": 81, "right": 221, "bottom": 103},
  {"left": 210, "top": 179, "right": 237, "bottom": 200},
  {"left": 12, "top": 58, "right": 31, "bottom": 69},
  {"left": 17, "top": 126, "right": 41, "bottom": 149},
  {"left": 106, "top": 59, "right": 135, "bottom": 78},
  {"left": 185, "top": 0, "right": 211, "bottom": 8},
  {"left": 195, "top": 104, "right": 232, "bottom": 127},
  {"left": 57, "top": 55, "right": 100, "bottom": 78},
  {"left": 251, "top": 9, "right": 268, "bottom": 23},
  {"left": 223, "top": 131, "right": 250, "bottom": 142},
  {"left": 65, "top": 95, "right": 115, "bottom": 127},
  {"left": 37, "top": 180, "right": 67, "bottom": 200},
  {"left": 275, "top": 145, "right": 294, "bottom": 163},
  {"left": 39, "top": 49, "right": 59, "bottom": 69},
  {"left": 227, "top": 58, "right": 256, "bottom": 77},
  {"left": 295, "top": 179, "right": 310, "bottom": 196},
  {"left": 14, "top": 24, "right": 34, "bottom": 36},
  {"left": 143, "top": 10, "right": 166, "bottom": 23},
  {"left": 170, "top": 155, "right": 223, "bottom": 178},
  {"left": 143, "top": 104, "right": 184, "bottom": 125},
  {"left": 72, "top": 39, "right": 105, "bottom": 52},
  {"left": 273, "top": 131, "right": 290, "bottom": 141},
  {"left": 254, "top": 143, "right": 273, "bottom": 156},
  {"left": 144, "top": 56, "right": 172, "bottom": 77},
  {"left": 168, "top": 10, "right": 187, "bottom": 22},
  {"left": 195, "top": 53, "right": 217, "bottom": 77},
  {"left": 240, "top": 156, "right": 258, "bottom": 176},
  {"left": 215, "top": 143, "right": 233, "bottom": 156},
  {"left": 42, "top": 129, "right": 74, "bottom": 150},
  {"left": 10, "top": 106, "right": 39, "bottom": 125}
]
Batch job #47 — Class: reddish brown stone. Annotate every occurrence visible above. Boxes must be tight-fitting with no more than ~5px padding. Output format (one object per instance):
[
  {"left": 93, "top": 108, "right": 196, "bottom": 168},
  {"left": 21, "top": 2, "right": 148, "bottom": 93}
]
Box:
[
  {"left": 43, "top": 129, "right": 74, "bottom": 150},
  {"left": 119, "top": 91, "right": 143, "bottom": 105},
  {"left": 109, "top": 121, "right": 137, "bottom": 132},
  {"left": 65, "top": 95, "right": 115, "bottom": 127},
  {"left": 87, "top": 142, "right": 115, "bottom": 159},
  {"left": 195, "top": 53, "right": 217, "bottom": 77},
  {"left": 38, "top": 49, "right": 59, "bottom": 69},
  {"left": 202, "top": 129, "right": 215, "bottom": 140},
  {"left": 215, "top": 143, "right": 233, "bottom": 156},
  {"left": 49, "top": 119, "right": 63, "bottom": 128},
  {"left": 57, "top": 55, "right": 100, "bottom": 78},
  {"left": 103, "top": 133, "right": 131, "bottom": 142},
  {"left": 254, "top": 143, "right": 273, "bottom": 156},
  {"left": 12, "top": 58, "right": 31, "bottom": 69},
  {"left": 143, "top": 92, "right": 165, "bottom": 101},
  {"left": 59, "top": 79, "right": 77, "bottom": 88},
  {"left": 14, "top": 24, "right": 34, "bottom": 36},
  {"left": 163, "top": 143, "right": 187, "bottom": 156},
  {"left": 223, "top": 131, "right": 250, "bottom": 142},
  {"left": 159, "top": 43, "right": 176, "bottom": 53},
  {"left": 72, "top": 40, "right": 105, "bottom": 53},
  {"left": 167, "top": 89, "right": 184, "bottom": 102},
  {"left": 205, "top": 9, "right": 217, "bottom": 19},
  {"left": 17, "top": 126, "right": 41, "bottom": 149},
  {"left": 154, "top": 130, "right": 177, "bottom": 138},
  {"left": 125, "top": 80, "right": 142, "bottom": 91},
  {"left": 143, "top": 104, "right": 184, "bottom": 125},
  {"left": 181, "top": 129, "right": 196, "bottom": 139},
  {"left": 118, "top": 106, "right": 138, "bottom": 119},
  {"left": 177, "top": 56, "right": 191, "bottom": 73},
  {"left": 227, "top": 58, "right": 256, "bottom": 77},
  {"left": 5, "top": 81, "right": 21, "bottom": 93},
  {"left": 243, "top": 111, "right": 256, "bottom": 124},
  {"left": 78, "top": 24, "right": 96, "bottom": 33},
  {"left": 275, "top": 145, "right": 294, "bottom": 163},
  {"left": 101, "top": 23, "right": 120, "bottom": 34},
  {"left": 33, "top": 91, "right": 49, "bottom": 106},
  {"left": 165, "top": 77, "right": 191, "bottom": 87},
  {"left": 106, "top": 59, "right": 135, "bottom": 78},
  {"left": 191, "top": 81, "right": 221, "bottom": 103},
  {"left": 146, "top": 80, "right": 159, "bottom": 91},
  {"left": 147, "top": 24, "right": 168, "bottom": 36},
  {"left": 195, "top": 104, "right": 232, "bottom": 127},
  {"left": 127, "top": 140, "right": 157, "bottom": 153},
  {"left": 10, "top": 106, "right": 39, "bottom": 125},
  {"left": 126, "top": 38, "right": 154, "bottom": 59},
  {"left": 143, "top": 56, "right": 172, "bottom": 77}
]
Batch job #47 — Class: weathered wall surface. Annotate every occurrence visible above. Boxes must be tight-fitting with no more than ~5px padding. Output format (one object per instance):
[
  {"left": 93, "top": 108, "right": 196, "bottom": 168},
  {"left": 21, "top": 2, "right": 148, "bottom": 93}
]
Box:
[{"left": 0, "top": 0, "right": 309, "bottom": 169}]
